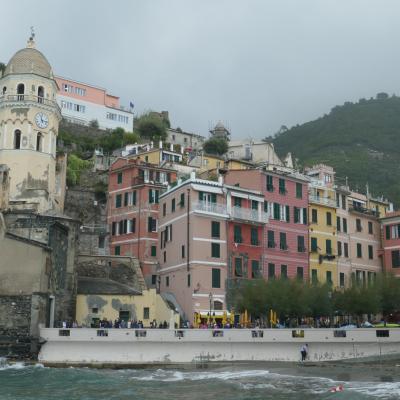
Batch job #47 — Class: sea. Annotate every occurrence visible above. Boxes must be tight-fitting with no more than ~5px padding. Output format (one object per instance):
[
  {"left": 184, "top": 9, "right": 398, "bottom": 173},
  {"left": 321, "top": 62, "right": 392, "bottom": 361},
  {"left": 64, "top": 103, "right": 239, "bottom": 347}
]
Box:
[{"left": 1, "top": 357, "right": 400, "bottom": 400}]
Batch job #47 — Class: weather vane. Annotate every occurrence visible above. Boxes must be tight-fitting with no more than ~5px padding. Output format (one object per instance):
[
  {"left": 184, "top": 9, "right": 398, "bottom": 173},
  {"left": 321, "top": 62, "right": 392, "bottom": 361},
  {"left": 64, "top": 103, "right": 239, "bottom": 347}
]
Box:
[{"left": 30, "top": 26, "right": 35, "bottom": 41}]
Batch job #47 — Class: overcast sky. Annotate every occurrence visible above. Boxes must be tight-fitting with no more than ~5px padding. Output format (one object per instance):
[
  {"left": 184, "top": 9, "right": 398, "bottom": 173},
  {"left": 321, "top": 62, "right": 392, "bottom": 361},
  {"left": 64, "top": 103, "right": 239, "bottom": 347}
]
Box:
[{"left": 1, "top": 1, "right": 400, "bottom": 139}]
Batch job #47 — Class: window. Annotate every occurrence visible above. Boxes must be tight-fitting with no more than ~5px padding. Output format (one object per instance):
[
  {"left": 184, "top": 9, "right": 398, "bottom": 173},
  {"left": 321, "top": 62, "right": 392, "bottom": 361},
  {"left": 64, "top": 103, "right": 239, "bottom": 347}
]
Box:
[
  {"left": 297, "top": 267, "right": 304, "bottom": 281},
  {"left": 251, "top": 227, "right": 259, "bottom": 246},
  {"left": 392, "top": 250, "right": 400, "bottom": 268},
  {"left": 280, "top": 232, "right": 287, "bottom": 250},
  {"left": 235, "top": 258, "right": 243, "bottom": 277},
  {"left": 180, "top": 193, "right": 185, "bottom": 207},
  {"left": 337, "top": 241, "right": 342, "bottom": 257},
  {"left": 368, "top": 221, "right": 373, "bottom": 234},
  {"left": 92, "top": 307, "right": 98, "bottom": 314},
  {"left": 356, "top": 218, "right": 362, "bottom": 232},
  {"left": 251, "top": 200, "right": 258, "bottom": 210},
  {"left": 143, "top": 307, "right": 150, "bottom": 320},
  {"left": 296, "top": 183, "right": 302, "bottom": 199},
  {"left": 115, "top": 194, "right": 122, "bottom": 208},
  {"left": 234, "top": 225, "right": 242, "bottom": 243},
  {"left": 187, "top": 273, "right": 191, "bottom": 287},
  {"left": 117, "top": 172, "right": 123, "bottom": 184},
  {"left": 336, "top": 216, "right": 341, "bottom": 232},
  {"left": 266, "top": 175, "right": 274, "bottom": 192},
  {"left": 14, "top": 130, "right": 21, "bottom": 149},
  {"left": 268, "top": 263, "right": 275, "bottom": 278},
  {"left": 273, "top": 203, "right": 280, "bottom": 220},
  {"left": 151, "top": 245, "right": 157, "bottom": 257},
  {"left": 386, "top": 225, "right": 390, "bottom": 240},
  {"left": 151, "top": 275, "right": 157, "bottom": 285},
  {"left": 343, "top": 218, "right": 348, "bottom": 233},
  {"left": 368, "top": 245, "right": 373, "bottom": 260},
  {"left": 212, "top": 268, "right": 221, "bottom": 288},
  {"left": 36, "top": 132, "right": 42, "bottom": 151},
  {"left": 233, "top": 197, "right": 242, "bottom": 207},
  {"left": 311, "top": 237, "right": 318, "bottom": 252},
  {"left": 297, "top": 236, "right": 305, "bottom": 252},
  {"left": 344, "top": 242, "right": 349, "bottom": 258},
  {"left": 326, "top": 271, "right": 332, "bottom": 285},
  {"left": 181, "top": 245, "right": 185, "bottom": 258},
  {"left": 17, "top": 83, "right": 25, "bottom": 99},
  {"left": 311, "top": 269, "right": 318, "bottom": 284},
  {"left": 251, "top": 260, "right": 260, "bottom": 278},
  {"left": 326, "top": 212, "right": 332, "bottom": 226},
  {"left": 111, "top": 222, "right": 116, "bottom": 236},
  {"left": 339, "top": 273, "right": 345, "bottom": 287},
  {"left": 279, "top": 178, "right": 286, "bottom": 194},
  {"left": 326, "top": 239, "right": 332, "bottom": 255},
  {"left": 285, "top": 205, "right": 290, "bottom": 222},
  {"left": 294, "top": 207, "right": 300, "bottom": 223},
  {"left": 211, "top": 243, "right": 220, "bottom": 258},
  {"left": 164, "top": 251, "right": 166, "bottom": 263},
  {"left": 211, "top": 221, "right": 220, "bottom": 238},
  {"left": 114, "top": 246, "right": 121, "bottom": 256},
  {"left": 163, "top": 203, "right": 166, "bottom": 217},
  {"left": 149, "top": 189, "right": 159, "bottom": 204},
  {"left": 303, "top": 208, "right": 307, "bottom": 224},
  {"left": 171, "top": 198, "right": 176, "bottom": 212},
  {"left": 166, "top": 276, "right": 169, "bottom": 286},
  {"left": 267, "top": 230, "right": 275, "bottom": 248},
  {"left": 148, "top": 217, "right": 157, "bottom": 232},
  {"left": 311, "top": 209, "right": 318, "bottom": 223},
  {"left": 264, "top": 201, "right": 268, "bottom": 213},
  {"left": 357, "top": 243, "right": 362, "bottom": 258},
  {"left": 281, "top": 265, "right": 287, "bottom": 279}
]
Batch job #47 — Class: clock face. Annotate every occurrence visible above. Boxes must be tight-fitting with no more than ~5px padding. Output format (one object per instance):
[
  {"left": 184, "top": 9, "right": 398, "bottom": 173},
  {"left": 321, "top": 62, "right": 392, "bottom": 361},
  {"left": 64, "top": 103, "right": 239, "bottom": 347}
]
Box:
[{"left": 35, "top": 112, "right": 49, "bottom": 129}]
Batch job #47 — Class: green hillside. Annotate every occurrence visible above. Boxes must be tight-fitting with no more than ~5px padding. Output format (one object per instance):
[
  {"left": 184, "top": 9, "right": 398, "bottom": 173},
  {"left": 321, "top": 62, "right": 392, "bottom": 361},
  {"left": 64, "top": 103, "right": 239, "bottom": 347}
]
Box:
[{"left": 272, "top": 94, "right": 400, "bottom": 207}]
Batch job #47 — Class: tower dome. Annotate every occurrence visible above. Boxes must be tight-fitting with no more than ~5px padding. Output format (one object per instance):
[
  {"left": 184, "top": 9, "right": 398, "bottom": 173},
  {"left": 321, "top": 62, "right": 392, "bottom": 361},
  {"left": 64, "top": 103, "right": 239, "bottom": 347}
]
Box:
[{"left": 4, "top": 39, "right": 53, "bottom": 79}]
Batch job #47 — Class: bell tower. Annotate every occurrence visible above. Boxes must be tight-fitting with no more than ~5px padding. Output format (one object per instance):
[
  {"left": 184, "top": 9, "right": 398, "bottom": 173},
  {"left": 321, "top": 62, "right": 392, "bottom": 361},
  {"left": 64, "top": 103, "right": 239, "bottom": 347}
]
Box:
[{"left": 0, "top": 33, "right": 62, "bottom": 212}]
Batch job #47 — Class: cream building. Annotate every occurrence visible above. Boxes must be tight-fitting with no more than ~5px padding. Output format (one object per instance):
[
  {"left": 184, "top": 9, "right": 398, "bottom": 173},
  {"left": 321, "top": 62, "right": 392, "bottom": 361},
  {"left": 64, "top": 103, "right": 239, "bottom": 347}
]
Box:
[{"left": 0, "top": 36, "right": 63, "bottom": 212}]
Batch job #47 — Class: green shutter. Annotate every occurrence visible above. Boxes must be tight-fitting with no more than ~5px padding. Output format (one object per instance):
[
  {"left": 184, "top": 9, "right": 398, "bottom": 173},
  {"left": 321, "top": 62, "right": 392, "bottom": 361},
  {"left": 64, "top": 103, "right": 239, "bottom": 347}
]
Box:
[
  {"left": 273, "top": 203, "right": 280, "bottom": 220},
  {"left": 386, "top": 225, "right": 390, "bottom": 239},
  {"left": 296, "top": 183, "right": 302, "bottom": 199},
  {"left": 211, "top": 193, "right": 217, "bottom": 203},
  {"left": 264, "top": 201, "right": 268, "bottom": 212},
  {"left": 311, "top": 237, "right": 318, "bottom": 252},
  {"left": 155, "top": 190, "right": 159, "bottom": 204},
  {"left": 199, "top": 191, "right": 204, "bottom": 201},
  {"left": 212, "top": 268, "right": 221, "bottom": 288},
  {"left": 235, "top": 258, "right": 243, "bottom": 276},
  {"left": 268, "top": 230, "right": 275, "bottom": 248},
  {"left": 149, "top": 189, "right": 154, "bottom": 203},
  {"left": 326, "top": 239, "right": 332, "bottom": 254},
  {"left": 212, "top": 243, "right": 220, "bottom": 258},
  {"left": 234, "top": 225, "right": 242, "bottom": 243},
  {"left": 132, "top": 191, "right": 137, "bottom": 205},
  {"left": 211, "top": 221, "right": 220, "bottom": 238},
  {"left": 251, "top": 228, "right": 258, "bottom": 245},
  {"left": 294, "top": 207, "right": 299, "bottom": 223},
  {"left": 285, "top": 205, "right": 290, "bottom": 222},
  {"left": 151, "top": 245, "right": 157, "bottom": 257},
  {"left": 303, "top": 208, "right": 307, "bottom": 224},
  {"left": 116, "top": 194, "right": 122, "bottom": 208}
]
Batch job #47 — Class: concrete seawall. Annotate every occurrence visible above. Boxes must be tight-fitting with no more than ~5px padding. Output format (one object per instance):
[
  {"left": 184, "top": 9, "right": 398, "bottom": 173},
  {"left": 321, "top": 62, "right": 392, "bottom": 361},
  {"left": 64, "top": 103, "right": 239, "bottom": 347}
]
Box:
[{"left": 38, "top": 328, "right": 400, "bottom": 366}]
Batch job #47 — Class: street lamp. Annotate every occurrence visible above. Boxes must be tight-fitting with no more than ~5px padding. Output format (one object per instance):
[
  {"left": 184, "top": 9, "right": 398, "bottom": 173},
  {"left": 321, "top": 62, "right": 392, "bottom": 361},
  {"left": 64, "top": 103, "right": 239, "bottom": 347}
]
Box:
[{"left": 209, "top": 292, "right": 213, "bottom": 327}]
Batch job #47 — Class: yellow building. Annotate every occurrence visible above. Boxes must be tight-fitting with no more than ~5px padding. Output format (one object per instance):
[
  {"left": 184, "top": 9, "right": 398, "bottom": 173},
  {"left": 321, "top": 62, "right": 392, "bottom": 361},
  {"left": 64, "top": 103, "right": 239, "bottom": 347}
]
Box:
[
  {"left": 225, "top": 158, "right": 254, "bottom": 170},
  {"left": 75, "top": 277, "right": 179, "bottom": 327},
  {"left": 131, "top": 147, "right": 183, "bottom": 165},
  {"left": 307, "top": 165, "right": 338, "bottom": 287}
]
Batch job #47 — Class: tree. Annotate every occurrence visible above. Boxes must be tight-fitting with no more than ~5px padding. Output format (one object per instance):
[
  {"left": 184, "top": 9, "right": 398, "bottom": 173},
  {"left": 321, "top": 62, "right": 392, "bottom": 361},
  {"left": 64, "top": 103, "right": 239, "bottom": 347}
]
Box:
[
  {"left": 134, "top": 112, "right": 168, "bottom": 141},
  {"left": 89, "top": 119, "right": 99, "bottom": 129},
  {"left": 203, "top": 137, "right": 228, "bottom": 156},
  {"left": 66, "top": 154, "right": 92, "bottom": 186}
]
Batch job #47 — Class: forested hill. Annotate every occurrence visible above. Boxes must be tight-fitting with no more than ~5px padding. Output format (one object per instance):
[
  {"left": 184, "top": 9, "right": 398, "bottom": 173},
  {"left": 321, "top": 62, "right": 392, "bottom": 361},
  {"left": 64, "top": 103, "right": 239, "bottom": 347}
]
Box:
[{"left": 272, "top": 94, "right": 400, "bottom": 207}]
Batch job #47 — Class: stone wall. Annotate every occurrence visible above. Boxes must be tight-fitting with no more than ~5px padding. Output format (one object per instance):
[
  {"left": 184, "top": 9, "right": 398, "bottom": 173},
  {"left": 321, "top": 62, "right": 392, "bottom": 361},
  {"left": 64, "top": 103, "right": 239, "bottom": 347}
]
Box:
[{"left": 0, "top": 296, "right": 32, "bottom": 358}]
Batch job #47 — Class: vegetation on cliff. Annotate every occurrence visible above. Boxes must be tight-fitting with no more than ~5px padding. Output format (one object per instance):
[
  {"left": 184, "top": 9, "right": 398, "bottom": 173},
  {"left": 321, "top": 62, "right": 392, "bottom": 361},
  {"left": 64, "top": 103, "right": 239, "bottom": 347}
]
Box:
[{"left": 271, "top": 94, "right": 400, "bottom": 206}]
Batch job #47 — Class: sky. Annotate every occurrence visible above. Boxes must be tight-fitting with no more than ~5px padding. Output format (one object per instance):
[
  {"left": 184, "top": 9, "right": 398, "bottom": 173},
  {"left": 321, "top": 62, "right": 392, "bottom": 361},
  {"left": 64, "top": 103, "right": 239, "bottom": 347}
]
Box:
[{"left": 1, "top": 0, "right": 400, "bottom": 140}]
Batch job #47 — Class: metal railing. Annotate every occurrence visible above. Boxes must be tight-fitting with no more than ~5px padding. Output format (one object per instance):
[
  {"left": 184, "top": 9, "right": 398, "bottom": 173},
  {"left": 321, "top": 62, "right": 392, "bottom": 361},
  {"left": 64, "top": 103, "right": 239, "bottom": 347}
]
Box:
[
  {"left": 192, "top": 201, "right": 228, "bottom": 215},
  {"left": 0, "top": 94, "right": 60, "bottom": 111},
  {"left": 309, "top": 195, "right": 336, "bottom": 207},
  {"left": 349, "top": 205, "right": 380, "bottom": 218},
  {"left": 230, "top": 206, "right": 268, "bottom": 223}
]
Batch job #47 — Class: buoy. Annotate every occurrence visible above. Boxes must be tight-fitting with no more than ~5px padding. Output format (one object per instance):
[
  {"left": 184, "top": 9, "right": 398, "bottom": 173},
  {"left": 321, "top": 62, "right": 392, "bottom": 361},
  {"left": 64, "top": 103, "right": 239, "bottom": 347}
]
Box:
[{"left": 329, "top": 385, "right": 344, "bottom": 393}]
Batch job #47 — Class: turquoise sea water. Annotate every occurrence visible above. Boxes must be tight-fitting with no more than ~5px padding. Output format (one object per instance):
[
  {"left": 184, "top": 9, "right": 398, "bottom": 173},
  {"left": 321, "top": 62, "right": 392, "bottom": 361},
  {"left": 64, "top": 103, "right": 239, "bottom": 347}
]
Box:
[{"left": 1, "top": 358, "right": 400, "bottom": 400}]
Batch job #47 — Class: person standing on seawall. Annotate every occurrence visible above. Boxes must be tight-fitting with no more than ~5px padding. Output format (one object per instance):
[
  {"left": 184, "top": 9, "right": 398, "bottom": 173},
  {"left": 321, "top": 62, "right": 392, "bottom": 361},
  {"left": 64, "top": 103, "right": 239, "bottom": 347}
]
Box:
[{"left": 300, "top": 344, "right": 309, "bottom": 362}]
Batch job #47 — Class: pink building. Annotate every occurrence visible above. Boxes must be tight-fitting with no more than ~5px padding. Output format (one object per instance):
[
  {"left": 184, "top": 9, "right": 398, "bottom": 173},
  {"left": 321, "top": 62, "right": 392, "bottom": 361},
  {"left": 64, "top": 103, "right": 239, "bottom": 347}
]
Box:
[
  {"left": 225, "top": 169, "right": 309, "bottom": 281},
  {"left": 55, "top": 76, "right": 133, "bottom": 130},
  {"left": 157, "top": 174, "right": 268, "bottom": 323},
  {"left": 380, "top": 211, "right": 400, "bottom": 276}
]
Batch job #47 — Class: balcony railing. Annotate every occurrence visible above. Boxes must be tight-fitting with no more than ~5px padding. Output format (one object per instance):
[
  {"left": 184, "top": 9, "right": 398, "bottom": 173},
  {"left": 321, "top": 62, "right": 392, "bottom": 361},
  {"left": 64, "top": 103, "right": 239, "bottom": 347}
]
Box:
[
  {"left": 192, "top": 201, "right": 228, "bottom": 216},
  {"left": 230, "top": 206, "right": 268, "bottom": 223},
  {"left": 309, "top": 195, "right": 336, "bottom": 208},
  {"left": 349, "top": 205, "right": 380, "bottom": 218},
  {"left": 0, "top": 94, "right": 60, "bottom": 111}
]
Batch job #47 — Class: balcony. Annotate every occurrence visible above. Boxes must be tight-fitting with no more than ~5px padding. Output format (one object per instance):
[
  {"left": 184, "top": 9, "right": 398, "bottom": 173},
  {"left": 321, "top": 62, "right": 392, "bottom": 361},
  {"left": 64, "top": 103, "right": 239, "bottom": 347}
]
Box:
[
  {"left": 309, "top": 195, "right": 336, "bottom": 208},
  {"left": 349, "top": 205, "right": 380, "bottom": 218},
  {"left": 0, "top": 94, "right": 61, "bottom": 113},
  {"left": 230, "top": 206, "right": 268, "bottom": 224},
  {"left": 192, "top": 201, "right": 228, "bottom": 216}
]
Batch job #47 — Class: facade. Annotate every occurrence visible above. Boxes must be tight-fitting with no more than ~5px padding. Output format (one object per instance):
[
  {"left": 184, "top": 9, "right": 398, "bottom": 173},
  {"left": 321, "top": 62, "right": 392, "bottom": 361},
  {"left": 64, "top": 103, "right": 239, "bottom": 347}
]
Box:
[
  {"left": 227, "top": 140, "right": 284, "bottom": 165},
  {"left": 55, "top": 76, "right": 133, "bottom": 131},
  {"left": 167, "top": 128, "right": 205, "bottom": 151},
  {"left": 127, "top": 146, "right": 183, "bottom": 166},
  {"left": 107, "top": 158, "right": 177, "bottom": 287},
  {"left": 380, "top": 211, "right": 400, "bottom": 276},
  {"left": 225, "top": 169, "right": 309, "bottom": 281},
  {"left": 0, "top": 38, "right": 64, "bottom": 213},
  {"left": 75, "top": 278, "right": 179, "bottom": 328},
  {"left": 0, "top": 165, "right": 10, "bottom": 210},
  {"left": 306, "top": 165, "right": 338, "bottom": 286}
]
